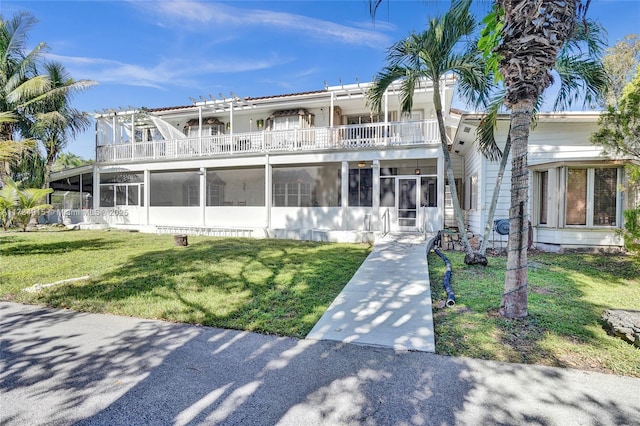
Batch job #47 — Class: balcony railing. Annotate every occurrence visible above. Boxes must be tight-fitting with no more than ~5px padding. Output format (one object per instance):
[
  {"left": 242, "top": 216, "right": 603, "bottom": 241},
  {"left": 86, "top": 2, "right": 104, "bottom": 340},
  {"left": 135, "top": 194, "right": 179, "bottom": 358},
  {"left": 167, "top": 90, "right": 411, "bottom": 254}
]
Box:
[{"left": 96, "top": 120, "right": 440, "bottom": 163}]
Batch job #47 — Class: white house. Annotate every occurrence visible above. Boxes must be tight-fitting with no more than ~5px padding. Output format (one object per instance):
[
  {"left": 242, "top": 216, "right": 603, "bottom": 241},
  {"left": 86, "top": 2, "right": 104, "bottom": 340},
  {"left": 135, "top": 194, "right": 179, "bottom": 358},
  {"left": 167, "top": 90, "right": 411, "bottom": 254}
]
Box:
[
  {"left": 451, "top": 110, "right": 636, "bottom": 251},
  {"left": 49, "top": 77, "right": 635, "bottom": 250}
]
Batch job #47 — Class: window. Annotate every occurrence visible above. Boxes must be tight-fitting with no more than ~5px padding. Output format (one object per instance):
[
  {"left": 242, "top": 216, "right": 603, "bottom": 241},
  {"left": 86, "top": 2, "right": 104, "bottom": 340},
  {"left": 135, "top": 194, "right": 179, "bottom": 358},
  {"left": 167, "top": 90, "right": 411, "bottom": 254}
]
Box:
[
  {"left": 566, "top": 169, "right": 588, "bottom": 225},
  {"left": 538, "top": 171, "right": 548, "bottom": 225},
  {"left": 99, "top": 172, "right": 143, "bottom": 207},
  {"left": 349, "top": 168, "right": 372, "bottom": 207},
  {"left": 207, "top": 184, "right": 223, "bottom": 206},
  {"left": 594, "top": 168, "right": 617, "bottom": 226},
  {"left": 565, "top": 167, "right": 619, "bottom": 227},
  {"left": 466, "top": 175, "right": 478, "bottom": 210},
  {"left": 380, "top": 177, "right": 395, "bottom": 207},
  {"left": 421, "top": 177, "right": 437, "bottom": 207}
]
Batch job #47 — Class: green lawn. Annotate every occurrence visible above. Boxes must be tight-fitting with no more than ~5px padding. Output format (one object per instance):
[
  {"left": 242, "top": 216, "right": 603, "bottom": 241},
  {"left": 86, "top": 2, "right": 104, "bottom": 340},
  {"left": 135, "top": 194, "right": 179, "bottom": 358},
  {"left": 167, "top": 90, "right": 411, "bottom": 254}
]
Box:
[
  {"left": 0, "top": 230, "right": 371, "bottom": 338},
  {"left": 3, "top": 230, "right": 638, "bottom": 377},
  {"left": 428, "top": 250, "right": 640, "bottom": 377}
]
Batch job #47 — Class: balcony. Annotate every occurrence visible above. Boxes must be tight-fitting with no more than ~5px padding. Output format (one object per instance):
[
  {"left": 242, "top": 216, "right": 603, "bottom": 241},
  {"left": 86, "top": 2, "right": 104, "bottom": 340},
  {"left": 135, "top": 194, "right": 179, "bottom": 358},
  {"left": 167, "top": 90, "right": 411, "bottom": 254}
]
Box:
[{"left": 96, "top": 120, "right": 440, "bottom": 163}]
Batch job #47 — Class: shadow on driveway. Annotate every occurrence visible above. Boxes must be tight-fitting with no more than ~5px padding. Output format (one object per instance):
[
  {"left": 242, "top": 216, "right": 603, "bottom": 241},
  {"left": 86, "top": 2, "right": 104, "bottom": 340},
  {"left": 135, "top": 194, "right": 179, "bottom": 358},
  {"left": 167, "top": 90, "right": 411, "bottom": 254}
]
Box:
[{"left": 1, "top": 302, "right": 638, "bottom": 425}]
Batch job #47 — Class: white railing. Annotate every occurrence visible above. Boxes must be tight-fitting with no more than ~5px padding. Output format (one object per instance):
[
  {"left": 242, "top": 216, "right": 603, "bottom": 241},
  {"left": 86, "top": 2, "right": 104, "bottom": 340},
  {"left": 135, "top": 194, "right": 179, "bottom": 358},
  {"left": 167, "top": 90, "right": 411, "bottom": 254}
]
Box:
[{"left": 96, "top": 120, "right": 440, "bottom": 163}]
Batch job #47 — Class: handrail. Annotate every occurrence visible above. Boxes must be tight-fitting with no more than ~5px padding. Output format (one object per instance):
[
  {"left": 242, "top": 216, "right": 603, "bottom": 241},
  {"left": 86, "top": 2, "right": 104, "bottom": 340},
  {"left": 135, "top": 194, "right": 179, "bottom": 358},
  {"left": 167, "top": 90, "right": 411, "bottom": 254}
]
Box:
[{"left": 381, "top": 208, "right": 390, "bottom": 236}]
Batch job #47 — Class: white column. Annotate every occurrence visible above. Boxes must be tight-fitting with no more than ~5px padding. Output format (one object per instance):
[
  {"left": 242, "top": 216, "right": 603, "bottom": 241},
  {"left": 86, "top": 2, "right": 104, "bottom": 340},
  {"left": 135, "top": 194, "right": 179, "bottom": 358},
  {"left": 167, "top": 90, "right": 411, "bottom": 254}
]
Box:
[
  {"left": 384, "top": 90, "right": 389, "bottom": 123},
  {"left": 144, "top": 169, "right": 150, "bottom": 226},
  {"left": 94, "top": 119, "right": 98, "bottom": 162},
  {"left": 341, "top": 161, "right": 349, "bottom": 230},
  {"left": 131, "top": 113, "right": 135, "bottom": 160},
  {"left": 112, "top": 115, "right": 117, "bottom": 161},
  {"left": 79, "top": 173, "right": 83, "bottom": 212},
  {"left": 330, "top": 92, "right": 334, "bottom": 128},
  {"left": 372, "top": 160, "right": 380, "bottom": 231},
  {"left": 198, "top": 106, "right": 203, "bottom": 154},
  {"left": 200, "top": 167, "right": 206, "bottom": 226},
  {"left": 93, "top": 167, "right": 100, "bottom": 210},
  {"left": 265, "top": 155, "right": 272, "bottom": 229}
]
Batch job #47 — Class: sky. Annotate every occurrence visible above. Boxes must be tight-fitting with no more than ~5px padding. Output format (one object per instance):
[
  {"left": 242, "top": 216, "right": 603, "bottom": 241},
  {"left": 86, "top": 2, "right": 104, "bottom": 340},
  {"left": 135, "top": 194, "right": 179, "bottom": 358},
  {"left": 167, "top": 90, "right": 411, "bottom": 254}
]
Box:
[{"left": 4, "top": 0, "right": 640, "bottom": 159}]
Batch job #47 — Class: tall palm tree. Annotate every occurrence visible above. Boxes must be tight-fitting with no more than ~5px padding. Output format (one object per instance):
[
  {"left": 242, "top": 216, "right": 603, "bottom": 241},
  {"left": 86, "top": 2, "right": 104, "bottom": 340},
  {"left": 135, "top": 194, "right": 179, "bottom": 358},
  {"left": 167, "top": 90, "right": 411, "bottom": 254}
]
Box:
[
  {"left": 0, "top": 13, "right": 48, "bottom": 174},
  {"left": 368, "top": 0, "right": 490, "bottom": 265},
  {"left": 476, "top": 17, "right": 608, "bottom": 256},
  {"left": 28, "top": 61, "right": 95, "bottom": 188},
  {"left": 493, "top": 0, "right": 588, "bottom": 318}
]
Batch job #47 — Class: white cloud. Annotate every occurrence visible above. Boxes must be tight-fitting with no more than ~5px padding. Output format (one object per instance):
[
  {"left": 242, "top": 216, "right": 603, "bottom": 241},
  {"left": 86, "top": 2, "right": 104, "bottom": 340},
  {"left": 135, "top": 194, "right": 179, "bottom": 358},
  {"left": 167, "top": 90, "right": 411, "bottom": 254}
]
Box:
[
  {"left": 46, "top": 53, "right": 290, "bottom": 89},
  {"left": 131, "top": 0, "right": 392, "bottom": 48}
]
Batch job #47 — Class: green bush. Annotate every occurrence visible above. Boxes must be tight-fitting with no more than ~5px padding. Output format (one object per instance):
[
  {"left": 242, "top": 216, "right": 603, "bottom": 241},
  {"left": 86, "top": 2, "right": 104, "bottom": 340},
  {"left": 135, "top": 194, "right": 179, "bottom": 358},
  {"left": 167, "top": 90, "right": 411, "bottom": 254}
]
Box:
[{"left": 622, "top": 208, "right": 640, "bottom": 251}]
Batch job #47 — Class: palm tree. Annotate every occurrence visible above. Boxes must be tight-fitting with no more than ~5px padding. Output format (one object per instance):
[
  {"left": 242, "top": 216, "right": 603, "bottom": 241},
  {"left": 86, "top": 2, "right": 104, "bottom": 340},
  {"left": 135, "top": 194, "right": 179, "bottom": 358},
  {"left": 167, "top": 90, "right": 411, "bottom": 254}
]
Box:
[
  {"left": 53, "top": 151, "right": 93, "bottom": 172},
  {"left": 0, "top": 12, "right": 49, "bottom": 179},
  {"left": 28, "top": 61, "right": 95, "bottom": 188},
  {"left": 0, "top": 176, "right": 18, "bottom": 230},
  {"left": 13, "top": 184, "right": 52, "bottom": 231},
  {"left": 492, "top": 0, "right": 588, "bottom": 318},
  {"left": 368, "top": 0, "right": 490, "bottom": 265},
  {"left": 476, "top": 17, "right": 608, "bottom": 256}
]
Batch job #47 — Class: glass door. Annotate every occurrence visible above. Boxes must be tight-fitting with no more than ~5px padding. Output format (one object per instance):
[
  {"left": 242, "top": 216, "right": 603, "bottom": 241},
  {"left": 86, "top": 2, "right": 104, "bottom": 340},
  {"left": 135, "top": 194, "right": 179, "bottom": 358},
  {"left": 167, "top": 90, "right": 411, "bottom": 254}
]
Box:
[{"left": 397, "top": 178, "right": 418, "bottom": 230}]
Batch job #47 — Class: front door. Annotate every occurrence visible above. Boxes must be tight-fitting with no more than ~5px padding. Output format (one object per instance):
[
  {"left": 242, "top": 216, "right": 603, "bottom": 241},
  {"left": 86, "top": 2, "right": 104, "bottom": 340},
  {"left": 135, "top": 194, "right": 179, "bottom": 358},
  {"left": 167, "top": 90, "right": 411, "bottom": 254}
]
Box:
[{"left": 397, "top": 177, "right": 419, "bottom": 230}]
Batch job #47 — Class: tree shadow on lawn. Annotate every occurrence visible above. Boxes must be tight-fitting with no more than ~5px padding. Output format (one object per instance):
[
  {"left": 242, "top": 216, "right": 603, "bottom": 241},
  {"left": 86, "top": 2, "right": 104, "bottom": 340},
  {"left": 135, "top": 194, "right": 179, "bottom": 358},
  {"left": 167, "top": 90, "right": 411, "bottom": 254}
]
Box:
[
  {"left": 0, "top": 237, "right": 119, "bottom": 256},
  {"left": 429, "top": 251, "right": 640, "bottom": 377},
  {"left": 32, "top": 238, "right": 371, "bottom": 338}
]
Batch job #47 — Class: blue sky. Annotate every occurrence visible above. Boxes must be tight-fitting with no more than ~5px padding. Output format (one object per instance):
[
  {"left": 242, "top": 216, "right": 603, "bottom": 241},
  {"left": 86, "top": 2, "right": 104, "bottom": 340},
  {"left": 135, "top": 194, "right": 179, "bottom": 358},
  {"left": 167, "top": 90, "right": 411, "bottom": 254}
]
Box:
[{"left": 5, "top": 0, "right": 640, "bottom": 159}]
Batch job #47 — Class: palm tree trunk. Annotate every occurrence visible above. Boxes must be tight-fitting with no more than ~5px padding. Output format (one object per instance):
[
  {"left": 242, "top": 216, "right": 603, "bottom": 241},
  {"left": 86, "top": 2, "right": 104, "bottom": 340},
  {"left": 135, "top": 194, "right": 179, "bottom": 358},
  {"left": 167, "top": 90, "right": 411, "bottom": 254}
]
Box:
[
  {"left": 480, "top": 130, "right": 512, "bottom": 255},
  {"left": 433, "top": 84, "right": 478, "bottom": 259},
  {"left": 500, "top": 102, "right": 533, "bottom": 318}
]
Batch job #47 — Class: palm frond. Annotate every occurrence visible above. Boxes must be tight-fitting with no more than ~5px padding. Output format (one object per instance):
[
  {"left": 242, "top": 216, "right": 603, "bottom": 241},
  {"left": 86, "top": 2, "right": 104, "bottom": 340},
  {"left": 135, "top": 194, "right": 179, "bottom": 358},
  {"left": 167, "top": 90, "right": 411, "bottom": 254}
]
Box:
[
  {"left": 552, "top": 55, "right": 608, "bottom": 111},
  {"left": 475, "top": 92, "right": 506, "bottom": 161}
]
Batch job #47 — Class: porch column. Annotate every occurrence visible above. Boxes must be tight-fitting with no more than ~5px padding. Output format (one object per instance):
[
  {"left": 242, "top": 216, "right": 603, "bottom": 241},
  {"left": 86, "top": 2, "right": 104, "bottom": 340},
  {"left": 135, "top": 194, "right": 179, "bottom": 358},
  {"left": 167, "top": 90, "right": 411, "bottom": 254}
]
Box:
[
  {"left": 265, "top": 155, "right": 272, "bottom": 229},
  {"left": 198, "top": 106, "right": 203, "bottom": 154},
  {"left": 372, "top": 160, "right": 380, "bottom": 231},
  {"left": 144, "top": 170, "right": 150, "bottom": 226},
  {"left": 112, "top": 114, "right": 117, "bottom": 162},
  {"left": 94, "top": 119, "right": 98, "bottom": 162},
  {"left": 330, "top": 92, "right": 334, "bottom": 128},
  {"left": 131, "top": 113, "right": 135, "bottom": 160},
  {"left": 341, "top": 161, "right": 349, "bottom": 230},
  {"left": 229, "top": 101, "right": 234, "bottom": 153},
  {"left": 384, "top": 90, "right": 389, "bottom": 123},
  {"left": 93, "top": 168, "right": 100, "bottom": 210},
  {"left": 437, "top": 153, "right": 445, "bottom": 230},
  {"left": 200, "top": 167, "right": 206, "bottom": 226}
]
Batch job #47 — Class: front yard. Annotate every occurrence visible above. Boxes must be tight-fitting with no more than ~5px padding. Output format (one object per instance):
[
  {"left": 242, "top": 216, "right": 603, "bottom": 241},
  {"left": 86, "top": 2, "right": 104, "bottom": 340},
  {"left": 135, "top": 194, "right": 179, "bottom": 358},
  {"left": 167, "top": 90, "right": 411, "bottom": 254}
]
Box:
[
  {"left": 0, "top": 230, "right": 371, "bottom": 338},
  {"left": 1, "top": 230, "right": 638, "bottom": 377},
  {"left": 428, "top": 250, "right": 640, "bottom": 377}
]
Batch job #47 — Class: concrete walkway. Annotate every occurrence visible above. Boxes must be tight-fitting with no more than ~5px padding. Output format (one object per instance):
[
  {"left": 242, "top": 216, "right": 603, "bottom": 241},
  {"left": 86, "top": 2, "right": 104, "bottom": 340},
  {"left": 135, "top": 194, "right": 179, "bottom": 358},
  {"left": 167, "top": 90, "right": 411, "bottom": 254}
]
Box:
[{"left": 307, "top": 232, "right": 435, "bottom": 352}]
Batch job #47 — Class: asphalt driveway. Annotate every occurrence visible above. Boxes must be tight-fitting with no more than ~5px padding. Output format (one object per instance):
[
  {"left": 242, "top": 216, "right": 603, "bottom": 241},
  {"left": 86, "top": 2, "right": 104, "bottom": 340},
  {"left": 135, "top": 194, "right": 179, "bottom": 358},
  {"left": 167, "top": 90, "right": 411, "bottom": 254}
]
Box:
[{"left": 1, "top": 302, "right": 639, "bottom": 425}]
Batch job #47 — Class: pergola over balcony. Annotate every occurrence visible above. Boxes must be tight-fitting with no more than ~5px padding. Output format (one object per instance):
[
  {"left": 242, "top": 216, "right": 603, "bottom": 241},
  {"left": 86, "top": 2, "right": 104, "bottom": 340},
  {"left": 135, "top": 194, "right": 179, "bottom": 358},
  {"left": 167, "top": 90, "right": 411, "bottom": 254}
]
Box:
[{"left": 94, "top": 76, "right": 457, "bottom": 164}]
